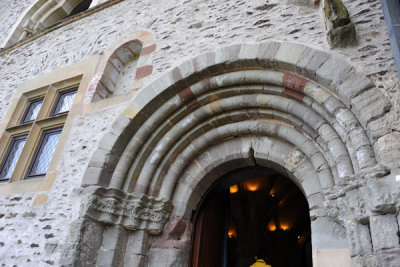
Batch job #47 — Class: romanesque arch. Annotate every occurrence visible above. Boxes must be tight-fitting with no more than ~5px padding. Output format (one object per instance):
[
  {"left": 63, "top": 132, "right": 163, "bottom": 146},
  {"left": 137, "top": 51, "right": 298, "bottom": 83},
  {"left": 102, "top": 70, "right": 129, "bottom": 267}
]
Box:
[
  {"left": 61, "top": 41, "right": 396, "bottom": 266},
  {"left": 2, "top": 0, "right": 93, "bottom": 48}
]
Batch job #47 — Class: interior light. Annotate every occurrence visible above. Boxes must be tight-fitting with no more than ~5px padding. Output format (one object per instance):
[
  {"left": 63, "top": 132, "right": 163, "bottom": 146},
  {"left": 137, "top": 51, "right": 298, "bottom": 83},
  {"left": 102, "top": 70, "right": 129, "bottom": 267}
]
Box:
[
  {"left": 228, "top": 228, "right": 236, "bottom": 238},
  {"left": 243, "top": 179, "right": 260, "bottom": 191},
  {"left": 230, "top": 184, "right": 239, "bottom": 194},
  {"left": 281, "top": 224, "right": 289, "bottom": 231}
]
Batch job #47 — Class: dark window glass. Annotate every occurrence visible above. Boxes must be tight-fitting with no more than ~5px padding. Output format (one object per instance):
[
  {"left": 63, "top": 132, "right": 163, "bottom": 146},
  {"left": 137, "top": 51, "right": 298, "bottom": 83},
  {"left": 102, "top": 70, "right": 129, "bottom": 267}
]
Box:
[
  {"left": 21, "top": 97, "right": 43, "bottom": 123},
  {"left": 51, "top": 88, "right": 77, "bottom": 115},
  {"left": 68, "top": 0, "right": 92, "bottom": 17},
  {"left": 0, "top": 135, "right": 27, "bottom": 180},
  {"left": 26, "top": 128, "right": 62, "bottom": 179}
]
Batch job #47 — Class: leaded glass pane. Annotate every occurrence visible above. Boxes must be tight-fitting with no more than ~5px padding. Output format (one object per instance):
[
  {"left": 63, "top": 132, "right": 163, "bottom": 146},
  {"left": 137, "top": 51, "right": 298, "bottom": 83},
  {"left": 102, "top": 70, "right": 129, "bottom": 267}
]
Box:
[
  {"left": 0, "top": 136, "right": 27, "bottom": 180},
  {"left": 28, "top": 129, "right": 61, "bottom": 177},
  {"left": 52, "top": 89, "right": 77, "bottom": 115},
  {"left": 21, "top": 98, "right": 43, "bottom": 123}
]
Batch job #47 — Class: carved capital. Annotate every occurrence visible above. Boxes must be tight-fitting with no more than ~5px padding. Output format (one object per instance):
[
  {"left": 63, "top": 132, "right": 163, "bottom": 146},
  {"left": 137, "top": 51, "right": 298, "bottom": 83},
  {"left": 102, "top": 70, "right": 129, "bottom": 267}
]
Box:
[{"left": 81, "top": 187, "right": 173, "bottom": 234}]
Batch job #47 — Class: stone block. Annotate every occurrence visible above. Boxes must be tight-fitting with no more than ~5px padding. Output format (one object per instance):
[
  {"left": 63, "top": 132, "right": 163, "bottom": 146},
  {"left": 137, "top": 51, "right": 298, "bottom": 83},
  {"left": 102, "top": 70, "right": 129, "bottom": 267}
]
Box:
[
  {"left": 308, "top": 192, "right": 324, "bottom": 209},
  {"left": 350, "top": 88, "right": 391, "bottom": 127},
  {"left": 364, "top": 176, "right": 397, "bottom": 214},
  {"left": 101, "top": 226, "right": 127, "bottom": 251},
  {"left": 123, "top": 253, "right": 146, "bottom": 267},
  {"left": 81, "top": 166, "right": 112, "bottom": 187},
  {"left": 274, "top": 42, "right": 307, "bottom": 70},
  {"left": 238, "top": 43, "right": 261, "bottom": 60},
  {"left": 326, "top": 23, "right": 357, "bottom": 48},
  {"left": 351, "top": 254, "right": 378, "bottom": 267},
  {"left": 125, "top": 230, "right": 148, "bottom": 255},
  {"left": 370, "top": 215, "right": 400, "bottom": 251},
  {"left": 311, "top": 217, "right": 348, "bottom": 250},
  {"left": 323, "top": 0, "right": 357, "bottom": 48},
  {"left": 301, "top": 175, "right": 321, "bottom": 196},
  {"left": 374, "top": 132, "right": 400, "bottom": 170},
  {"left": 346, "top": 222, "right": 372, "bottom": 256},
  {"left": 297, "top": 47, "right": 331, "bottom": 79},
  {"left": 313, "top": 249, "right": 352, "bottom": 267},
  {"left": 335, "top": 108, "right": 359, "bottom": 132},
  {"left": 96, "top": 248, "right": 123, "bottom": 267},
  {"left": 316, "top": 57, "right": 352, "bottom": 91},
  {"left": 178, "top": 59, "right": 195, "bottom": 80},
  {"left": 110, "top": 114, "right": 132, "bottom": 137},
  {"left": 257, "top": 42, "right": 280, "bottom": 68},
  {"left": 215, "top": 44, "right": 241, "bottom": 66},
  {"left": 376, "top": 248, "right": 400, "bottom": 267},
  {"left": 336, "top": 72, "right": 374, "bottom": 106},
  {"left": 355, "top": 145, "right": 376, "bottom": 169},
  {"left": 148, "top": 248, "right": 189, "bottom": 267}
]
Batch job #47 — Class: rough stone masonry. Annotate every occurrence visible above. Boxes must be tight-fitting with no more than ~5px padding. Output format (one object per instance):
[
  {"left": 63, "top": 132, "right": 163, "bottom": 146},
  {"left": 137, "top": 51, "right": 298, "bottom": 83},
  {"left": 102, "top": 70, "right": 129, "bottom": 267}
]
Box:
[{"left": 0, "top": 0, "right": 399, "bottom": 266}]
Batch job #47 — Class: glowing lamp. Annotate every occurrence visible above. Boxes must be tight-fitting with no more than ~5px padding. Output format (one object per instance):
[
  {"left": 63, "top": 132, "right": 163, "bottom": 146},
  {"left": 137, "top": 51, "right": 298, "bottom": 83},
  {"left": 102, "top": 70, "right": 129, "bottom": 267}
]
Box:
[
  {"left": 228, "top": 228, "right": 236, "bottom": 238},
  {"left": 281, "top": 224, "right": 289, "bottom": 231},
  {"left": 230, "top": 184, "right": 239, "bottom": 194},
  {"left": 267, "top": 220, "right": 276, "bottom": 232},
  {"left": 243, "top": 180, "right": 260, "bottom": 191}
]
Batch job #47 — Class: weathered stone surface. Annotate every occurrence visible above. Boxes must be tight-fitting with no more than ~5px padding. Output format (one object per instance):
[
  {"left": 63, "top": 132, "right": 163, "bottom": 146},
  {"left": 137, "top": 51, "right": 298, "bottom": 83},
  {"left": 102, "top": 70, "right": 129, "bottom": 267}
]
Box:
[
  {"left": 346, "top": 222, "right": 372, "bottom": 256},
  {"left": 82, "top": 187, "right": 173, "bottom": 234},
  {"left": 370, "top": 215, "right": 400, "bottom": 251},
  {"left": 374, "top": 132, "right": 400, "bottom": 169},
  {"left": 148, "top": 248, "right": 189, "bottom": 267},
  {"left": 323, "top": 0, "right": 357, "bottom": 48},
  {"left": 351, "top": 88, "right": 391, "bottom": 128},
  {"left": 0, "top": 0, "right": 398, "bottom": 265},
  {"left": 376, "top": 248, "right": 400, "bottom": 267},
  {"left": 311, "top": 217, "right": 348, "bottom": 250}
]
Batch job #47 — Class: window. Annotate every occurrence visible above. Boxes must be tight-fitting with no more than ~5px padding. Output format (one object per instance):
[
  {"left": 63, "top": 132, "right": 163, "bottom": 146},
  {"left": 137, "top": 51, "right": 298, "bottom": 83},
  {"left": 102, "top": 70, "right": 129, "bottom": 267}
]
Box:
[
  {"left": 0, "top": 81, "right": 78, "bottom": 182},
  {"left": 51, "top": 88, "right": 77, "bottom": 115},
  {"left": 21, "top": 97, "right": 43, "bottom": 123},
  {"left": 27, "top": 128, "right": 62, "bottom": 179},
  {"left": 0, "top": 136, "right": 27, "bottom": 181}
]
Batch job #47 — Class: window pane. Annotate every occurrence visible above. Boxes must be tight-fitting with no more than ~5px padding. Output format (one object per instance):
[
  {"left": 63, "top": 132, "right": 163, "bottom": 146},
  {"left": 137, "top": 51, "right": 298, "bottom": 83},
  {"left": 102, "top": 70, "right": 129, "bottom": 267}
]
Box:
[
  {"left": 0, "top": 136, "right": 27, "bottom": 180},
  {"left": 27, "top": 129, "right": 62, "bottom": 178},
  {"left": 52, "top": 88, "right": 77, "bottom": 115},
  {"left": 21, "top": 98, "right": 43, "bottom": 123}
]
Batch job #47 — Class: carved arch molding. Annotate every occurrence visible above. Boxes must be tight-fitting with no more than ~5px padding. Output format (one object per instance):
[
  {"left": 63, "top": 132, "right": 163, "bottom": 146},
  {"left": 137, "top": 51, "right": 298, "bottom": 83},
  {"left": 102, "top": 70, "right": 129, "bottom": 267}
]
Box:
[
  {"left": 2, "top": 0, "right": 93, "bottom": 48},
  {"left": 61, "top": 42, "right": 400, "bottom": 266}
]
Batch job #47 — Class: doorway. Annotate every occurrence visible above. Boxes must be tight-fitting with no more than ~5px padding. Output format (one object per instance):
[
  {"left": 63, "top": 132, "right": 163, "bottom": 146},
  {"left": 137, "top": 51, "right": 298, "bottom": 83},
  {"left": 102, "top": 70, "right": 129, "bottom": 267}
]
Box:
[{"left": 190, "top": 166, "right": 312, "bottom": 267}]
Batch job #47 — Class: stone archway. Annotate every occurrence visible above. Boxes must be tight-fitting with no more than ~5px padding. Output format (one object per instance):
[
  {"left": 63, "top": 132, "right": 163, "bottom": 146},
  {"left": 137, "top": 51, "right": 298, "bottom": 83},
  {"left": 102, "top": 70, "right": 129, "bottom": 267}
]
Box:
[
  {"left": 61, "top": 41, "right": 397, "bottom": 267},
  {"left": 2, "top": 0, "right": 93, "bottom": 48}
]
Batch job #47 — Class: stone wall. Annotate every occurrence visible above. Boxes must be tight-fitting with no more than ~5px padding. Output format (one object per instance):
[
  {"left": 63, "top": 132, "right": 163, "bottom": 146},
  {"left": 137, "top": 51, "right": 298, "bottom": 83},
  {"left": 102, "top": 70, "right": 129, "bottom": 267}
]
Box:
[{"left": 0, "top": 0, "right": 399, "bottom": 266}]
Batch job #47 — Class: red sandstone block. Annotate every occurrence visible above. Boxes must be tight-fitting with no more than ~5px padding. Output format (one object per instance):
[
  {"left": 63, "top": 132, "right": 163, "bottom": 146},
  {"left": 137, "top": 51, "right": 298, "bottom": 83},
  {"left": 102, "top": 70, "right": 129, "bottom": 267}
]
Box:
[
  {"left": 135, "top": 65, "right": 153, "bottom": 80},
  {"left": 283, "top": 88, "right": 305, "bottom": 101},
  {"left": 282, "top": 73, "right": 308, "bottom": 92},
  {"left": 140, "top": 43, "right": 157, "bottom": 56}
]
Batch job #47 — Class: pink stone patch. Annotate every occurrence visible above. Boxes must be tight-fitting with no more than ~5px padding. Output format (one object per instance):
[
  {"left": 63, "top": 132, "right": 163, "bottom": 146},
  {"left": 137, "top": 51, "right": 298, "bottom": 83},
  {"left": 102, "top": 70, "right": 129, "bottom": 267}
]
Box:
[{"left": 282, "top": 73, "right": 308, "bottom": 92}]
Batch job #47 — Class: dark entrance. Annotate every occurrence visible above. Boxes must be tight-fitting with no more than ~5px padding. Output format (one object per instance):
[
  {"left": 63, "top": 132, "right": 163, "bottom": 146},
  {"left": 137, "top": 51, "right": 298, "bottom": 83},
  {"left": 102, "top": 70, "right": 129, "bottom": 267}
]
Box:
[{"left": 190, "top": 167, "right": 312, "bottom": 267}]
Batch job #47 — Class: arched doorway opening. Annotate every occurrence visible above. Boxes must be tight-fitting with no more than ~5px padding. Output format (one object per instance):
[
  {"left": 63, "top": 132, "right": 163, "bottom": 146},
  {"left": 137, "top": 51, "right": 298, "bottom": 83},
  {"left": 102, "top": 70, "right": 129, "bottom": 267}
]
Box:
[{"left": 191, "top": 166, "right": 312, "bottom": 267}]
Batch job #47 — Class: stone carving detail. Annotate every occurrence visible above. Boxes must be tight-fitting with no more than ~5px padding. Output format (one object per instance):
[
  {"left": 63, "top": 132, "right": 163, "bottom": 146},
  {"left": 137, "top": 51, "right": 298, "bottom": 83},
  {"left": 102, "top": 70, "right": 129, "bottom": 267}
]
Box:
[
  {"left": 81, "top": 187, "right": 173, "bottom": 234},
  {"left": 322, "top": 0, "right": 357, "bottom": 48}
]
